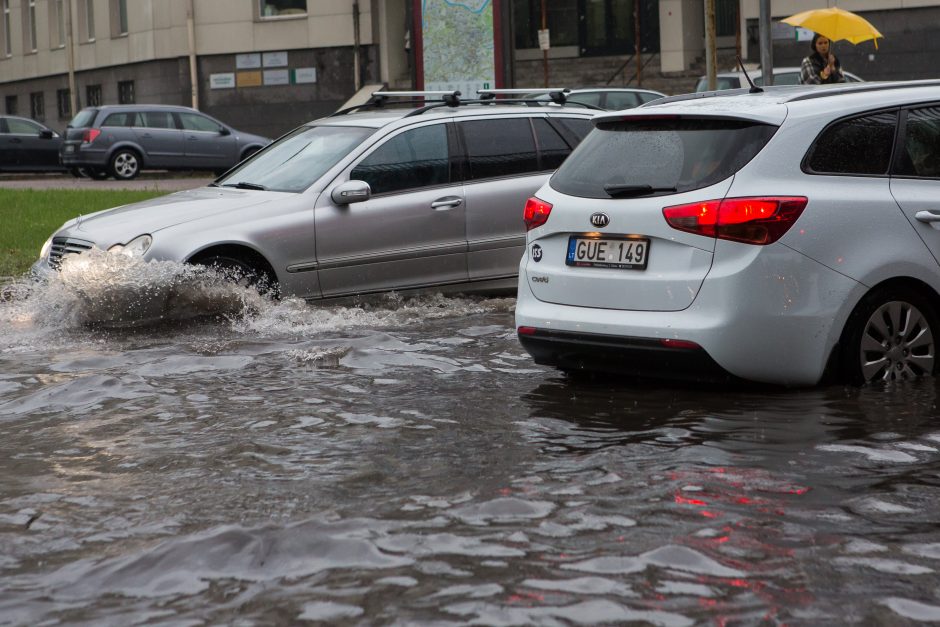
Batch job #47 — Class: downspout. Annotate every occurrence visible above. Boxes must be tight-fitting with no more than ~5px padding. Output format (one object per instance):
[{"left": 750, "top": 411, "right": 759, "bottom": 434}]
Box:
[
  {"left": 187, "top": 0, "right": 199, "bottom": 109},
  {"left": 65, "top": 0, "right": 76, "bottom": 115},
  {"left": 353, "top": 1, "right": 361, "bottom": 91}
]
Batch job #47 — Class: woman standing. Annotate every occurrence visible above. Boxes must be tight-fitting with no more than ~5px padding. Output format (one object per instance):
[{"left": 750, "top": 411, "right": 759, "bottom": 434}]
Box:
[{"left": 800, "top": 34, "right": 846, "bottom": 84}]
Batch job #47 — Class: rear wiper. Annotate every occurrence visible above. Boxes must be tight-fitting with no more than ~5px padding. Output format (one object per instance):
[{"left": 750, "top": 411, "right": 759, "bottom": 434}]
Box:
[
  {"left": 222, "top": 182, "right": 268, "bottom": 191},
  {"left": 603, "top": 184, "right": 677, "bottom": 198}
]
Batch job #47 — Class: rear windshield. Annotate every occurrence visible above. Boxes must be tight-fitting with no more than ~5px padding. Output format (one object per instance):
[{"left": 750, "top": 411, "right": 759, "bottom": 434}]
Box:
[
  {"left": 68, "top": 108, "right": 99, "bottom": 128},
  {"left": 550, "top": 118, "right": 778, "bottom": 199}
]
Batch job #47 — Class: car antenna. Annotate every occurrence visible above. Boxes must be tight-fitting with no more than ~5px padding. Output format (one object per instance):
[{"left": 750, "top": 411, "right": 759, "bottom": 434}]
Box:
[{"left": 737, "top": 55, "right": 763, "bottom": 93}]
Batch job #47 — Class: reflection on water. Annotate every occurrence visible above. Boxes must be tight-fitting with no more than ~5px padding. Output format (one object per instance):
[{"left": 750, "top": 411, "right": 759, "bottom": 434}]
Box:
[{"left": 1, "top": 264, "right": 940, "bottom": 624}]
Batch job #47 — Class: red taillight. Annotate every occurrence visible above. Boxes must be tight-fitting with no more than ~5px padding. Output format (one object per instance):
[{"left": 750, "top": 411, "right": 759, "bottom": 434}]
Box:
[
  {"left": 659, "top": 338, "right": 701, "bottom": 350},
  {"left": 82, "top": 129, "right": 101, "bottom": 144},
  {"left": 663, "top": 196, "right": 808, "bottom": 245},
  {"left": 517, "top": 326, "right": 537, "bottom": 336},
  {"left": 524, "top": 197, "right": 553, "bottom": 231}
]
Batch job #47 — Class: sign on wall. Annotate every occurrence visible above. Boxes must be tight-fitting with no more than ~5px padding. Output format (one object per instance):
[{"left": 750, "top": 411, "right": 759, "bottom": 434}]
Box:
[
  {"left": 263, "top": 69, "right": 290, "bottom": 85},
  {"left": 263, "top": 51, "right": 289, "bottom": 67},
  {"left": 236, "top": 71, "right": 263, "bottom": 87},
  {"left": 293, "top": 67, "right": 318, "bottom": 84},
  {"left": 414, "top": 0, "right": 503, "bottom": 94},
  {"left": 236, "top": 53, "right": 262, "bottom": 69},
  {"left": 209, "top": 73, "right": 236, "bottom": 89}
]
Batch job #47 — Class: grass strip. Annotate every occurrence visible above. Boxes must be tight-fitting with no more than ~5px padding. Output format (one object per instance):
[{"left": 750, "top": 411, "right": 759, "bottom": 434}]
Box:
[{"left": 0, "top": 189, "right": 167, "bottom": 278}]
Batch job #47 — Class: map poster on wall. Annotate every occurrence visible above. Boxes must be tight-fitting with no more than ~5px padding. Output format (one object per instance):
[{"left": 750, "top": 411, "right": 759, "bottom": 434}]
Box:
[{"left": 414, "top": 0, "right": 503, "bottom": 95}]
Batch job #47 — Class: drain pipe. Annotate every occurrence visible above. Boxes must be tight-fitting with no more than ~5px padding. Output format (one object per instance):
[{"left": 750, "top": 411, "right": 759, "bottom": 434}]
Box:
[
  {"left": 187, "top": 0, "right": 199, "bottom": 109},
  {"left": 353, "top": 1, "right": 361, "bottom": 91}
]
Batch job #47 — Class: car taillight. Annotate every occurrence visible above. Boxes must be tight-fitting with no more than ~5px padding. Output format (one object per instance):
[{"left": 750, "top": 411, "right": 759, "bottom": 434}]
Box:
[
  {"left": 662, "top": 196, "right": 808, "bottom": 245},
  {"left": 524, "top": 197, "right": 553, "bottom": 231},
  {"left": 82, "top": 129, "right": 101, "bottom": 144}
]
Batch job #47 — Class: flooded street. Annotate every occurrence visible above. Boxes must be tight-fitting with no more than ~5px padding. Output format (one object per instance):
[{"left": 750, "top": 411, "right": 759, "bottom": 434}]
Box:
[{"left": 2, "top": 260, "right": 940, "bottom": 625}]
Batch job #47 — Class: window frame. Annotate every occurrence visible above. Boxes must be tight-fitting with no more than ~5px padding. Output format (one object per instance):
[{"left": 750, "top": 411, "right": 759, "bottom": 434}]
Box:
[
  {"left": 26, "top": 0, "right": 38, "bottom": 53},
  {"left": 1, "top": 0, "right": 11, "bottom": 57},
  {"left": 51, "top": 0, "right": 65, "bottom": 49},
  {"left": 85, "top": 84, "right": 102, "bottom": 107},
  {"left": 349, "top": 121, "right": 456, "bottom": 197},
  {"left": 56, "top": 88, "right": 71, "bottom": 119},
  {"left": 117, "top": 80, "right": 135, "bottom": 104},
  {"left": 801, "top": 107, "right": 901, "bottom": 179},
  {"left": 455, "top": 115, "right": 549, "bottom": 183},
  {"left": 258, "top": 0, "right": 308, "bottom": 20},
  {"left": 80, "top": 0, "right": 95, "bottom": 41},
  {"left": 891, "top": 104, "right": 940, "bottom": 181},
  {"left": 5, "top": 116, "right": 44, "bottom": 135},
  {"left": 29, "top": 91, "right": 44, "bottom": 121}
]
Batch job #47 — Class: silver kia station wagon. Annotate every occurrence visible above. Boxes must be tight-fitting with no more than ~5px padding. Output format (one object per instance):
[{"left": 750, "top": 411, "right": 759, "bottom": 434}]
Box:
[
  {"left": 35, "top": 91, "right": 596, "bottom": 301},
  {"left": 516, "top": 80, "right": 940, "bottom": 387}
]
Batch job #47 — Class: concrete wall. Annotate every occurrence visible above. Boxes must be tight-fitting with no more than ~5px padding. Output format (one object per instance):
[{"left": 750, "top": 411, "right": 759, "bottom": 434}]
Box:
[{"left": 658, "top": 0, "right": 704, "bottom": 72}]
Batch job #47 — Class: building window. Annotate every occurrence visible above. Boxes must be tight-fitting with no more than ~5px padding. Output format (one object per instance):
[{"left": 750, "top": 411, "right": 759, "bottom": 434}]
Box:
[
  {"left": 82, "top": 0, "right": 95, "bottom": 40},
  {"left": 118, "top": 80, "right": 134, "bottom": 104},
  {"left": 86, "top": 84, "right": 101, "bottom": 106},
  {"left": 2, "top": 0, "right": 11, "bottom": 57},
  {"left": 52, "top": 0, "right": 66, "bottom": 48},
  {"left": 260, "top": 0, "right": 307, "bottom": 18},
  {"left": 57, "top": 88, "right": 71, "bottom": 118},
  {"left": 30, "top": 91, "right": 44, "bottom": 120},
  {"left": 27, "top": 0, "right": 38, "bottom": 52},
  {"left": 5, "top": 94, "right": 17, "bottom": 115},
  {"left": 110, "top": 0, "right": 127, "bottom": 36}
]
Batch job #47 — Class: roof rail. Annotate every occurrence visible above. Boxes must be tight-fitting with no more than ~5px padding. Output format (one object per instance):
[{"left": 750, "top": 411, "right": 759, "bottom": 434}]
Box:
[
  {"left": 331, "top": 90, "right": 462, "bottom": 116},
  {"left": 785, "top": 79, "right": 940, "bottom": 103},
  {"left": 478, "top": 88, "right": 571, "bottom": 105}
]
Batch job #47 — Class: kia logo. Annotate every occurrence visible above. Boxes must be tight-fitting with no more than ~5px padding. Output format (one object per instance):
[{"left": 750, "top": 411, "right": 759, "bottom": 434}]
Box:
[{"left": 590, "top": 212, "right": 610, "bottom": 228}]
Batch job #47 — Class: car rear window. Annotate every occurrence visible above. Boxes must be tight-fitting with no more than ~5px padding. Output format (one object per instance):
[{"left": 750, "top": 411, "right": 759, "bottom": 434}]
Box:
[
  {"left": 550, "top": 117, "right": 778, "bottom": 199},
  {"left": 68, "top": 108, "right": 98, "bottom": 128}
]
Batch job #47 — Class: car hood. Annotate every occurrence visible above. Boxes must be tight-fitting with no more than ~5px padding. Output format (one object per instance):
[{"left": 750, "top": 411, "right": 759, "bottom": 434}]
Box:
[{"left": 72, "top": 186, "right": 288, "bottom": 237}]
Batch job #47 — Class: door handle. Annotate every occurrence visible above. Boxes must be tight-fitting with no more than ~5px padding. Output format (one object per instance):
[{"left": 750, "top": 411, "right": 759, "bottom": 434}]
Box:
[
  {"left": 430, "top": 196, "right": 463, "bottom": 210},
  {"left": 915, "top": 210, "right": 940, "bottom": 223},
  {"left": 140, "top": 133, "right": 152, "bottom": 138}
]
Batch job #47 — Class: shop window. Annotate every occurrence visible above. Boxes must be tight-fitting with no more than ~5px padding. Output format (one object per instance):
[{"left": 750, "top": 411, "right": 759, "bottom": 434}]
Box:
[
  {"left": 86, "top": 84, "right": 101, "bottom": 107},
  {"left": 57, "top": 88, "right": 71, "bottom": 118},
  {"left": 118, "top": 80, "right": 135, "bottom": 104},
  {"left": 30, "top": 91, "right": 44, "bottom": 121}
]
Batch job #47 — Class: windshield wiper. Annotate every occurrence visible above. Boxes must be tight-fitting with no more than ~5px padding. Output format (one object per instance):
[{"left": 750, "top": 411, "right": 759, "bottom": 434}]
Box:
[
  {"left": 222, "top": 182, "right": 268, "bottom": 191},
  {"left": 603, "top": 184, "right": 677, "bottom": 198}
]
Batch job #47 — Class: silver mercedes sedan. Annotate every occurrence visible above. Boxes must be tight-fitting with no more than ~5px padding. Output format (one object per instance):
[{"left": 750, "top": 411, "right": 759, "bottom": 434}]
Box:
[{"left": 33, "top": 94, "right": 596, "bottom": 301}]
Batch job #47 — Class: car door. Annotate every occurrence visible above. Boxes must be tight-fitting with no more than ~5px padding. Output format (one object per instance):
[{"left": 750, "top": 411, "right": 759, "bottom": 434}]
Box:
[
  {"left": 5, "top": 117, "right": 58, "bottom": 169},
  {"left": 458, "top": 115, "right": 576, "bottom": 281},
  {"left": 0, "top": 118, "right": 13, "bottom": 168},
  {"left": 315, "top": 121, "right": 467, "bottom": 297},
  {"left": 129, "top": 110, "right": 183, "bottom": 167},
  {"left": 890, "top": 105, "right": 940, "bottom": 266},
  {"left": 177, "top": 111, "right": 237, "bottom": 169}
]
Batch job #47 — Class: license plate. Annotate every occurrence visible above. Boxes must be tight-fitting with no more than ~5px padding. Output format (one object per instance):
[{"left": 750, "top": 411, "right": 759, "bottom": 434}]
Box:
[
  {"left": 64, "top": 145, "right": 75, "bottom": 153},
  {"left": 566, "top": 235, "right": 650, "bottom": 270}
]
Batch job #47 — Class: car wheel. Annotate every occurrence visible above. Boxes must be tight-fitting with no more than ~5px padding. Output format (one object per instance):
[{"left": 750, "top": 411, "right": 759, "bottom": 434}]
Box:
[
  {"left": 69, "top": 167, "right": 86, "bottom": 178},
  {"left": 87, "top": 167, "right": 110, "bottom": 180},
  {"left": 196, "top": 255, "right": 278, "bottom": 297},
  {"left": 110, "top": 149, "right": 141, "bottom": 180},
  {"left": 840, "top": 287, "right": 938, "bottom": 384}
]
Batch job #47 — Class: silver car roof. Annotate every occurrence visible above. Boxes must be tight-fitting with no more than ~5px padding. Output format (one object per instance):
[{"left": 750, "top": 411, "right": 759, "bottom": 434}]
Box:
[
  {"left": 613, "top": 80, "right": 940, "bottom": 126},
  {"left": 312, "top": 103, "right": 597, "bottom": 129}
]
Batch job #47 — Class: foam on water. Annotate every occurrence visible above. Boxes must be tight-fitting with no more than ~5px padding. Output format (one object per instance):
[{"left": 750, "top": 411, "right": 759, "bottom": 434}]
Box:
[{"left": 0, "top": 252, "right": 515, "bottom": 350}]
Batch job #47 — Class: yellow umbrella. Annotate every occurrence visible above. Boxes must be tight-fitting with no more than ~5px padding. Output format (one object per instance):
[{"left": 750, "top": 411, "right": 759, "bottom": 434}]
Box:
[{"left": 782, "top": 7, "right": 884, "bottom": 49}]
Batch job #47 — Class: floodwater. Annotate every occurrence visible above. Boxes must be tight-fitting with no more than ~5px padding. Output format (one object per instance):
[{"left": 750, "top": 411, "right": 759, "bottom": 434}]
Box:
[{"left": 2, "top": 255, "right": 940, "bottom": 626}]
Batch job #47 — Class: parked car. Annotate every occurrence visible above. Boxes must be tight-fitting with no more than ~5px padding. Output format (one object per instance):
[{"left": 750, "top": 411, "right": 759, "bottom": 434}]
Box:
[
  {"left": 0, "top": 115, "right": 65, "bottom": 173},
  {"left": 515, "top": 80, "right": 940, "bottom": 386},
  {"left": 525, "top": 87, "right": 666, "bottom": 110},
  {"left": 34, "top": 92, "right": 596, "bottom": 301},
  {"left": 694, "top": 67, "right": 864, "bottom": 92},
  {"left": 59, "top": 105, "right": 271, "bottom": 180}
]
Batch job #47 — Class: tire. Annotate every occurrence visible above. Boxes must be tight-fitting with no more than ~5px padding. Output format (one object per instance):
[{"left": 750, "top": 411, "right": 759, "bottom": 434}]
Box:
[
  {"left": 839, "top": 287, "right": 938, "bottom": 384},
  {"left": 110, "top": 149, "right": 141, "bottom": 180},
  {"left": 196, "top": 254, "right": 278, "bottom": 297},
  {"left": 239, "top": 147, "right": 259, "bottom": 163},
  {"left": 69, "top": 167, "right": 85, "bottom": 178},
  {"left": 87, "top": 167, "right": 110, "bottom": 180}
]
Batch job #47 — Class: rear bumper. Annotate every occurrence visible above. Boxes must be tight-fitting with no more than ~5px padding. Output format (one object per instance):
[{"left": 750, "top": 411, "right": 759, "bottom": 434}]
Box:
[
  {"left": 518, "top": 328, "right": 737, "bottom": 383},
  {"left": 60, "top": 146, "right": 108, "bottom": 167}
]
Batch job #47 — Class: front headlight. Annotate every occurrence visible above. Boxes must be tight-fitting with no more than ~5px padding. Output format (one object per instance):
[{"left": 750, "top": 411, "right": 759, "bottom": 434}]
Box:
[
  {"left": 108, "top": 234, "right": 153, "bottom": 258},
  {"left": 39, "top": 236, "right": 53, "bottom": 260}
]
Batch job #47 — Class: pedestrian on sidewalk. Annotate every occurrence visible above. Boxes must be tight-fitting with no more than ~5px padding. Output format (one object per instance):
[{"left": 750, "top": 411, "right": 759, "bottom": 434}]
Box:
[{"left": 800, "top": 33, "right": 846, "bottom": 85}]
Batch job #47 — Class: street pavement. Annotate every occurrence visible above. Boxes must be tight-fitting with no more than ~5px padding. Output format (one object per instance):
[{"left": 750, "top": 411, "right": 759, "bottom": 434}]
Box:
[{"left": 0, "top": 172, "right": 214, "bottom": 191}]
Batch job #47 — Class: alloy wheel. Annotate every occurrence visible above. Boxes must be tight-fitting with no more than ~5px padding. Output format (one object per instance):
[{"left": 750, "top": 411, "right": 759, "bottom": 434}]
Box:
[
  {"left": 112, "top": 151, "right": 139, "bottom": 179},
  {"left": 859, "top": 300, "right": 935, "bottom": 382}
]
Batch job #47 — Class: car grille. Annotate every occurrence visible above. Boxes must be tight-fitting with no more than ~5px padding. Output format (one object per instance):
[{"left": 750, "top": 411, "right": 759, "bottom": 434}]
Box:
[{"left": 49, "top": 237, "right": 94, "bottom": 269}]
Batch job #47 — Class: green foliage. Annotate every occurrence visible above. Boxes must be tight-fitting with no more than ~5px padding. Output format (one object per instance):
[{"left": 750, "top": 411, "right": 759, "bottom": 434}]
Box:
[{"left": 0, "top": 189, "right": 166, "bottom": 278}]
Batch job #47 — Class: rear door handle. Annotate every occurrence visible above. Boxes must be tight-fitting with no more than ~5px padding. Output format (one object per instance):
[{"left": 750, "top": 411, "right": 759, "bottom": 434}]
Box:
[
  {"left": 430, "top": 196, "right": 463, "bottom": 210},
  {"left": 915, "top": 210, "right": 940, "bottom": 223}
]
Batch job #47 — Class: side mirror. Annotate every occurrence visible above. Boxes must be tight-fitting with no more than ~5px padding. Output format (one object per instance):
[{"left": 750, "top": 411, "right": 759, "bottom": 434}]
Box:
[
  {"left": 39, "top": 129, "right": 54, "bottom": 139},
  {"left": 331, "top": 180, "right": 372, "bottom": 205},
  {"left": 219, "top": 127, "right": 231, "bottom": 136}
]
